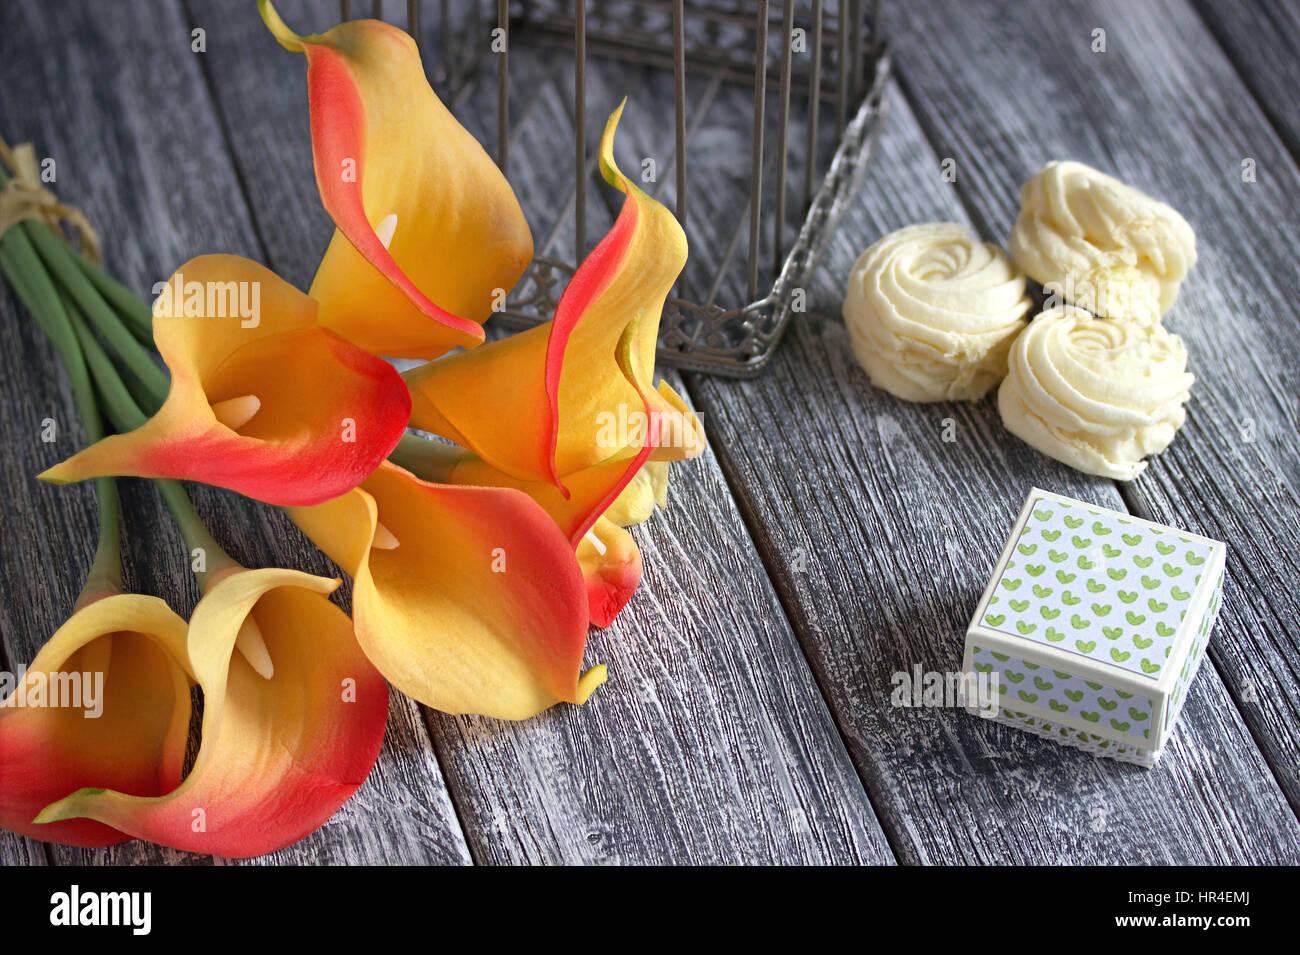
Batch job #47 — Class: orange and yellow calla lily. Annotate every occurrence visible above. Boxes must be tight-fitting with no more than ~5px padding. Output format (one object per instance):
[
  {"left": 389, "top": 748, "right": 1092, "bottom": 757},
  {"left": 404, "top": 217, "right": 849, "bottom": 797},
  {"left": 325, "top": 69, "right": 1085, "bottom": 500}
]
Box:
[
  {"left": 576, "top": 462, "right": 669, "bottom": 625},
  {"left": 38, "top": 255, "right": 411, "bottom": 507},
  {"left": 393, "top": 315, "right": 659, "bottom": 626},
  {"left": 402, "top": 100, "right": 705, "bottom": 489},
  {"left": 397, "top": 105, "right": 705, "bottom": 626},
  {"left": 391, "top": 434, "right": 651, "bottom": 626},
  {"left": 0, "top": 594, "right": 191, "bottom": 848},
  {"left": 577, "top": 517, "right": 645, "bottom": 628},
  {"left": 287, "top": 461, "right": 605, "bottom": 719},
  {"left": 35, "top": 568, "right": 388, "bottom": 858},
  {"left": 260, "top": 0, "right": 533, "bottom": 359}
]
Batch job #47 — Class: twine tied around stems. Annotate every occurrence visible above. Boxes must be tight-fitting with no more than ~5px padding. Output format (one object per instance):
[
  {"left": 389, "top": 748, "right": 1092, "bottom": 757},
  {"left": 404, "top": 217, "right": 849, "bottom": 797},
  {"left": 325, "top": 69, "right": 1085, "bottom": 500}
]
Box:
[{"left": 0, "top": 137, "right": 101, "bottom": 266}]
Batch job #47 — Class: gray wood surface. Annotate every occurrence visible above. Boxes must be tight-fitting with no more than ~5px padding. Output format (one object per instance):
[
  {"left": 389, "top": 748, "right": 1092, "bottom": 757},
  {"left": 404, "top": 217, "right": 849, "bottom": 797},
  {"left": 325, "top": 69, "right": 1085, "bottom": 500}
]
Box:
[
  {"left": 881, "top": 0, "right": 1300, "bottom": 821},
  {"left": 1193, "top": 0, "right": 1300, "bottom": 161},
  {"left": 1, "top": 0, "right": 1297, "bottom": 865},
  {"left": 685, "top": 79, "right": 1299, "bottom": 863}
]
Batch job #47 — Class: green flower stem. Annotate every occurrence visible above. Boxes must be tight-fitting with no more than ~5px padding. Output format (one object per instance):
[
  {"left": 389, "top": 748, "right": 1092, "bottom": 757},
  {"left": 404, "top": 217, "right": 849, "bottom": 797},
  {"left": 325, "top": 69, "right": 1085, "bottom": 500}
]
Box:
[
  {"left": 153, "top": 478, "right": 238, "bottom": 590},
  {"left": 48, "top": 288, "right": 165, "bottom": 418},
  {"left": 0, "top": 227, "right": 122, "bottom": 601},
  {"left": 60, "top": 291, "right": 146, "bottom": 431},
  {"left": 73, "top": 253, "right": 154, "bottom": 346},
  {"left": 0, "top": 224, "right": 81, "bottom": 381},
  {"left": 0, "top": 166, "right": 158, "bottom": 388},
  {"left": 25, "top": 219, "right": 170, "bottom": 403},
  {"left": 80, "top": 477, "right": 124, "bottom": 602},
  {"left": 1, "top": 166, "right": 226, "bottom": 595},
  {"left": 388, "top": 432, "right": 461, "bottom": 483},
  {"left": 0, "top": 164, "right": 153, "bottom": 350},
  {"left": 60, "top": 296, "right": 239, "bottom": 588}
]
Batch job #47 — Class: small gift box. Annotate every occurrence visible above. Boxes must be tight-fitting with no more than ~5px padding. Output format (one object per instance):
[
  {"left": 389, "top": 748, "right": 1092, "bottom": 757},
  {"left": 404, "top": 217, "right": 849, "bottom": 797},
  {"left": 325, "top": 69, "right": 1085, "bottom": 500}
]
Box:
[{"left": 963, "top": 488, "right": 1226, "bottom": 767}]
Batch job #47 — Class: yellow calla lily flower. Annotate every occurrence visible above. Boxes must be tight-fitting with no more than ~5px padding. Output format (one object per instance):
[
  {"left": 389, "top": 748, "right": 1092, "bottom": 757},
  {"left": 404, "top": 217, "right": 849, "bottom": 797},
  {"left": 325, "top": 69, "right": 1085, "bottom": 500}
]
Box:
[
  {"left": 390, "top": 437, "right": 664, "bottom": 628},
  {"left": 260, "top": 0, "right": 534, "bottom": 359},
  {"left": 35, "top": 568, "right": 388, "bottom": 858},
  {"left": 403, "top": 100, "right": 704, "bottom": 487},
  {"left": 39, "top": 255, "right": 412, "bottom": 507},
  {"left": 0, "top": 594, "right": 191, "bottom": 848},
  {"left": 287, "top": 461, "right": 606, "bottom": 719}
]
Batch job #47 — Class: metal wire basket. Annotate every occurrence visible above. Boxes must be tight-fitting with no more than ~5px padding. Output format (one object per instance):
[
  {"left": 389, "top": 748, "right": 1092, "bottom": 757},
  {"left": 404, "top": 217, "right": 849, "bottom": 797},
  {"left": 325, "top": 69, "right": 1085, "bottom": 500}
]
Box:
[{"left": 342, "top": 0, "right": 890, "bottom": 377}]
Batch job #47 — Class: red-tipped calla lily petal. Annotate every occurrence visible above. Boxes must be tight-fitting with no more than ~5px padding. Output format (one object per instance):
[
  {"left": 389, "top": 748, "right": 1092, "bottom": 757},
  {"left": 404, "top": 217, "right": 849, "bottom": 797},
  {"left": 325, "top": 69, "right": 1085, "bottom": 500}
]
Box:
[
  {"left": 391, "top": 439, "right": 651, "bottom": 627},
  {"left": 455, "top": 453, "right": 636, "bottom": 545},
  {"left": 395, "top": 322, "right": 662, "bottom": 627},
  {"left": 432, "top": 453, "right": 653, "bottom": 627},
  {"left": 0, "top": 595, "right": 191, "bottom": 848},
  {"left": 35, "top": 569, "right": 387, "bottom": 859},
  {"left": 38, "top": 255, "right": 411, "bottom": 506},
  {"left": 260, "top": 0, "right": 533, "bottom": 359},
  {"left": 404, "top": 100, "right": 703, "bottom": 486},
  {"left": 287, "top": 461, "right": 605, "bottom": 719},
  {"left": 406, "top": 316, "right": 659, "bottom": 547},
  {"left": 577, "top": 517, "right": 644, "bottom": 628}
]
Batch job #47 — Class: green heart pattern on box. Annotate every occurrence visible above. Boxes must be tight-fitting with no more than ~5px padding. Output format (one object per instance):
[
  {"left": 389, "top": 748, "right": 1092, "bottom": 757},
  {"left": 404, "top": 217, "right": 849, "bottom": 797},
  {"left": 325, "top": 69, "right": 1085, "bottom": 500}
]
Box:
[
  {"left": 971, "top": 645, "right": 1154, "bottom": 742},
  {"left": 994, "top": 707, "right": 1153, "bottom": 763},
  {"left": 983, "top": 497, "right": 1215, "bottom": 680},
  {"left": 1164, "top": 568, "right": 1224, "bottom": 732}
]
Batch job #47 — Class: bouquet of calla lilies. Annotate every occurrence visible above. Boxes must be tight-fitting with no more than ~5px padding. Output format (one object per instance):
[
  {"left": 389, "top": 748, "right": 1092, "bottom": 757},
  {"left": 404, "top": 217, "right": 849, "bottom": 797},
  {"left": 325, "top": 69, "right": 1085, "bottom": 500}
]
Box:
[{"left": 0, "top": 1, "right": 704, "bottom": 858}]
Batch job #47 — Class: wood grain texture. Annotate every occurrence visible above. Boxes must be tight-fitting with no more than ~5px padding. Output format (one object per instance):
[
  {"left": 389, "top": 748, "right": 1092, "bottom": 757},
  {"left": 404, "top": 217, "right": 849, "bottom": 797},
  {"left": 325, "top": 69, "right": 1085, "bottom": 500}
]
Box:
[
  {"left": 182, "top": 0, "right": 893, "bottom": 864},
  {"left": 1192, "top": 0, "right": 1300, "bottom": 161},
  {"left": 0, "top": 0, "right": 471, "bottom": 865},
  {"left": 882, "top": 0, "right": 1300, "bottom": 818},
  {"left": 3, "top": 0, "right": 1297, "bottom": 867},
  {"left": 684, "top": 66, "right": 1300, "bottom": 862},
  {"left": 0, "top": 829, "right": 47, "bottom": 867}
]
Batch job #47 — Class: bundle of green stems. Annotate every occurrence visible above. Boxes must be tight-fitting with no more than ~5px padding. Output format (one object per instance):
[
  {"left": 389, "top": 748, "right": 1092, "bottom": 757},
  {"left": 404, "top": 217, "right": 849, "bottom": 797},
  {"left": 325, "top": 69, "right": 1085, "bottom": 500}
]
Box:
[{"left": 0, "top": 164, "right": 230, "bottom": 603}]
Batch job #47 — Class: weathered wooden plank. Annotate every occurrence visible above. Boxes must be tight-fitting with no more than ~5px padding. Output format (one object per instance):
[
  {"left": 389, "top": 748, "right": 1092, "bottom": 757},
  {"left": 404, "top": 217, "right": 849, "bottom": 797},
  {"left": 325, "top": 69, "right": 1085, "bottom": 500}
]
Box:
[
  {"left": 1193, "top": 0, "right": 1300, "bottom": 161},
  {"left": 0, "top": 0, "right": 471, "bottom": 865},
  {"left": 0, "top": 832, "right": 47, "bottom": 867},
  {"left": 429, "top": 440, "right": 894, "bottom": 864},
  {"left": 683, "top": 66, "right": 1300, "bottom": 863},
  {"left": 883, "top": 0, "right": 1300, "bottom": 818},
  {"left": 195, "top": 0, "right": 893, "bottom": 863},
  {"left": 490, "top": 22, "right": 1300, "bottom": 861},
  {"left": 600, "top": 39, "right": 1300, "bottom": 857}
]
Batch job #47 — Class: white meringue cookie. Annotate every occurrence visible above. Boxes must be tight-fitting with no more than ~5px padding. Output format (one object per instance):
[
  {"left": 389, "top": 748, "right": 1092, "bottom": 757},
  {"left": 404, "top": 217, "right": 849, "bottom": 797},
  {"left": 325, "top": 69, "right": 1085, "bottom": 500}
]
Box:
[
  {"left": 1008, "top": 161, "right": 1197, "bottom": 324},
  {"left": 998, "top": 306, "right": 1194, "bottom": 480},
  {"left": 842, "top": 223, "right": 1033, "bottom": 402}
]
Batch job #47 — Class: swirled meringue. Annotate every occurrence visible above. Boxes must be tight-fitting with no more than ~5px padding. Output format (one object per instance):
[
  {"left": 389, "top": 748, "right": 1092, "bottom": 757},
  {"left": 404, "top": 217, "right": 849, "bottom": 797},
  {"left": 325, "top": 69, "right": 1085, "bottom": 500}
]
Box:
[
  {"left": 1008, "top": 161, "right": 1197, "bottom": 324},
  {"left": 842, "top": 223, "right": 1033, "bottom": 402},
  {"left": 998, "top": 306, "right": 1194, "bottom": 480}
]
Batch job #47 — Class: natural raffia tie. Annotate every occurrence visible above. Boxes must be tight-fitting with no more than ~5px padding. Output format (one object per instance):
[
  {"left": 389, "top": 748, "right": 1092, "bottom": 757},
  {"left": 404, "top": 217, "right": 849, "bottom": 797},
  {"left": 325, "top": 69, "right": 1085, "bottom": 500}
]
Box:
[{"left": 0, "top": 137, "right": 101, "bottom": 266}]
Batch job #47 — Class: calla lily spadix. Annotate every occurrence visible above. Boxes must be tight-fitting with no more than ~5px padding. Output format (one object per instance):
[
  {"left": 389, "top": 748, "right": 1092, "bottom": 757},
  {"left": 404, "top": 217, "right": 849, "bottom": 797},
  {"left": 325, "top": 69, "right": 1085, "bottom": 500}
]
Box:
[
  {"left": 38, "top": 255, "right": 411, "bottom": 507},
  {"left": 259, "top": 0, "right": 534, "bottom": 359},
  {"left": 402, "top": 100, "right": 705, "bottom": 489},
  {"left": 0, "top": 594, "right": 192, "bottom": 848},
  {"left": 36, "top": 568, "right": 388, "bottom": 858},
  {"left": 287, "top": 461, "right": 606, "bottom": 720}
]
